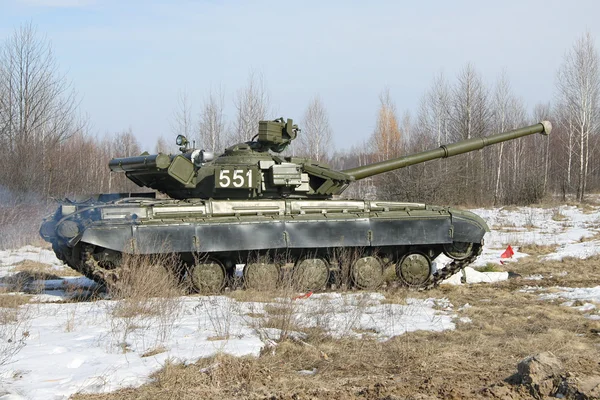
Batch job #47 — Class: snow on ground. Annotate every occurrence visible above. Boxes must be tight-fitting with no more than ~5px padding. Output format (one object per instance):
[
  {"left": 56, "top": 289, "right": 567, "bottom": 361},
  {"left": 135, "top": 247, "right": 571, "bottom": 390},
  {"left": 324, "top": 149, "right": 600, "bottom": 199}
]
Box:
[
  {"left": 470, "top": 204, "right": 600, "bottom": 265},
  {"left": 441, "top": 266, "right": 509, "bottom": 285},
  {"left": 0, "top": 297, "right": 265, "bottom": 399},
  {"left": 0, "top": 248, "right": 460, "bottom": 400},
  {"left": 539, "top": 286, "right": 600, "bottom": 303},
  {"left": 0, "top": 203, "right": 598, "bottom": 399},
  {"left": 542, "top": 241, "right": 600, "bottom": 261},
  {"left": 433, "top": 204, "right": 599, "bottom": 284},
  {"left": 538, "top": 286, "right": 600, "bottom": 321},
  {"left": 0, "top": 246, "right": 71, "bottom": 279},
  {"left": 0, "top": 292, "right": 458, "bottom": 399}
]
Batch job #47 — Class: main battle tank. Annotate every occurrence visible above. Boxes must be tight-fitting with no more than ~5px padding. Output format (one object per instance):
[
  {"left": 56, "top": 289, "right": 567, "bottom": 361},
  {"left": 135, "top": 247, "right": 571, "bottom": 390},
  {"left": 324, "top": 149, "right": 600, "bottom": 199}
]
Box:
[{"left": 40, "top": 118, "right": 551, "bottom": 291}]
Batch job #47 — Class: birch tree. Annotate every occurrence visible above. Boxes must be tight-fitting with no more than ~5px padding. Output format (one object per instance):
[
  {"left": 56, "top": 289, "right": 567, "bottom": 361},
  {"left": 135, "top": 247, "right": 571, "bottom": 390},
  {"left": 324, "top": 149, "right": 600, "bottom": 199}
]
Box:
[
  {"left": 298, "top": 95, "right": 333, "bottom": 162},
  {"left": 232, "top": 70, "right": 270, "bottom": 143},
  {"left": 417, "top": 72, "right": 451, "bottom": 147},
  {"left": 532, "top": 102, "right": 552, "bottom": 192},
  {"left": 491, "top": 71, "right": 527, "bottom": 204},
  {"left": 171, "top": 91, "right": 194, "bottom": 140},
  {"left": 556, "top": 32, "right": 600, "bottom": 201},
  {"left": 450, "top": 64, "right": 490, "bottom": 202},
  {"left": 197, "top": 86, "right": 226, "bottom": 153}
]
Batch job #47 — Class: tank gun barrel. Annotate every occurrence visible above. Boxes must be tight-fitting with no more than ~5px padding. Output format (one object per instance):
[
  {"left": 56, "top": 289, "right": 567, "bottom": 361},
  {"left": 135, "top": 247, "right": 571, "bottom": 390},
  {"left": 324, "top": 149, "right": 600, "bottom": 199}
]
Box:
[
  {"left": 109, "top": 153, "right": 172, "bottom": 172},
  {"left": 342, "top": 121, "right": 552, "bottom": 181}
]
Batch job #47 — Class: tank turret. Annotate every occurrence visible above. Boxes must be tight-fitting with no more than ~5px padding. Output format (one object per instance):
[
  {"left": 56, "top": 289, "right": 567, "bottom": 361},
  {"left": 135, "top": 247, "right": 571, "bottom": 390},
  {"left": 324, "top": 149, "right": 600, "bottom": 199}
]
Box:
[{"left": 109, "top": 119, "right": 552, "bottom": 200}]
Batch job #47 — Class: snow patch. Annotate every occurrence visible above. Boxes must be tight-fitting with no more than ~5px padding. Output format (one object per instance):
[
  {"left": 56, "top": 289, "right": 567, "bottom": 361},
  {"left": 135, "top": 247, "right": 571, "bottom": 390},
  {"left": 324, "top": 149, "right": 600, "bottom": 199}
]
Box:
[
  {"left": 542, "top": 241, "right": 600, "bottom": 261},
  {"left": 441, "top": 267, "right": 509, "bottom": 285},
  {"left": 539, "top": 286, "right": 600, "bottom": 303},
  {"left": 539, "top": 286, "right": 600, "bottom": 321},
  {"left": 0, "top": 288, "right": 456, "bottom": 400},
  {"left": 524, "top": 274, "right": 544, "bottom": 281},
  {"left": 470, "top": 205, "right": 600, "bottom": 265}
]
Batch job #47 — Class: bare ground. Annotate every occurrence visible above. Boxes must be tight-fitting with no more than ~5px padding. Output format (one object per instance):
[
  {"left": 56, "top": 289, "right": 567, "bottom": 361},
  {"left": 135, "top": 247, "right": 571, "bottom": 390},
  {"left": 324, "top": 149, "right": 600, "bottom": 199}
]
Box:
[{"left": 73, "top": 256, "right": 600, "bottom": 400}]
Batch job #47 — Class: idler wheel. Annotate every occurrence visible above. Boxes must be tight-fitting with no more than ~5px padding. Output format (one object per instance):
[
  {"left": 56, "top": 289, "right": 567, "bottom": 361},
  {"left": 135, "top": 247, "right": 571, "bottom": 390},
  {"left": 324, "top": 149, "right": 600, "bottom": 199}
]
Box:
[
  {"left": 293, "top": 257, "right": 330, "bottom": 291},
  {"left": 244, "top": 261, "right": 280, "bottom": 290},
  {"left": 351, "top": 256, "right": 384, "bottom": 290},
  {"left": 443, "top": 242, "right": 475, "bottom": 260},
  {"left": 396, "top": 253, "right": 432, "bottom": 287},
  {"left": 190, "top": 258, "right": 226, "bottom": 293}
]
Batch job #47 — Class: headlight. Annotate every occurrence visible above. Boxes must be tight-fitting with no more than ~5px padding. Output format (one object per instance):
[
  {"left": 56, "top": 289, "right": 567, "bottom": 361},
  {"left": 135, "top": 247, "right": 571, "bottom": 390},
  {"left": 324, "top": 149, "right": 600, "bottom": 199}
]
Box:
[{"left": 61, "top": 205, "right": 76, "bottom": 216}]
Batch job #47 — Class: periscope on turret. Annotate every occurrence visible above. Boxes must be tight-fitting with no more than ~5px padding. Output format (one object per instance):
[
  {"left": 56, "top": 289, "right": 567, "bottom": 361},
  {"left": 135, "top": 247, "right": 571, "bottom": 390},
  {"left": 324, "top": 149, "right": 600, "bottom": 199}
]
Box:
[{"left": 40, "top": 117, "right": 551, "bottom": 291}]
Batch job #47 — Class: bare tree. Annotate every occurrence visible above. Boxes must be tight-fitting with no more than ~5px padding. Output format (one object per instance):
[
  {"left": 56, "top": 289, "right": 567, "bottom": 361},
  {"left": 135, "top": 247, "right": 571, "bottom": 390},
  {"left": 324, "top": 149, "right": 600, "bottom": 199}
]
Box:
[
  {"left": 372, "top": 88, "right": 402, "bottom": 161},
  {"left": 417, "top": 72, "right": 451, "bottom": 147},
  {"left": 112, "top": 128, "right": 140, "bottom": 158},
  {"left": 155, "top": 136, "right": 172, "bottom": 154},
  {"left": 451, "top": 63, "right": 490, "bottom": 141},
  {"left": 491, "top": 71, "right": 528, "bottom": 204},
  {"left": 368, "top": 89, "right": 407, "bottom": 200},
  {"left": 109, "top": 129, "right": 141, "bottom": 193},
  {"left": 0, "top": 23, "right": 81, "bottom": 197},
  {"left": 532, "top": 102, "right": 553, "bottom": 192},
  {"left": 298, "top": 95, "right": 333, "bottom": 162},
  {"left": 491, "top": 71, "right": 510, "bottom": 205},
  {"left": 197, "top": 86, "right": 226, "bottom": 153},
  {"left": 171, "top": 90, "right": 194, "bottom": 140},
  {"left": 556, "top": 31, "right": 600, "bottom": 201},
  {"left": 232, "top": 70, "right": 270, "bottom": 143},
  {"left": 450, "top": 63, "right": 490, "bottom": 202}
]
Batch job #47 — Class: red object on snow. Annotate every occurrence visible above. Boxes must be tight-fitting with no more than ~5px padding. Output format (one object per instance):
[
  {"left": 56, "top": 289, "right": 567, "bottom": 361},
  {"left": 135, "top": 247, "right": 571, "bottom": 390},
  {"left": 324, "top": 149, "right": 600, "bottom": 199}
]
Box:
[
  {"left": 501, "top": 245, "right": 514, "bottom": 259},
  {"left": 293, "top": 291, "right": 313, "bottom": 300}
]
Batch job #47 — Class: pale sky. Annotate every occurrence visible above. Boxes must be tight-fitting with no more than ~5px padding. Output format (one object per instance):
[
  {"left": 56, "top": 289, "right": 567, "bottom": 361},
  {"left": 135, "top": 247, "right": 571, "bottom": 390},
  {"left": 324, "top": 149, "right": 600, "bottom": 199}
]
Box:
[{"left": 1, "top": 0, "right": 598, "bottom": 151}]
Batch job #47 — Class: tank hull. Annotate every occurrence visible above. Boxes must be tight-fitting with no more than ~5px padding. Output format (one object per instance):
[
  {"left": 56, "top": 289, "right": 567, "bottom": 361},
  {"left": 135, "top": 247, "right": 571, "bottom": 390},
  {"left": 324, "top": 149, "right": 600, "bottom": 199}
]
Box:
[{"left": 41, "top": 195, "right": 488, "bottom": 290}]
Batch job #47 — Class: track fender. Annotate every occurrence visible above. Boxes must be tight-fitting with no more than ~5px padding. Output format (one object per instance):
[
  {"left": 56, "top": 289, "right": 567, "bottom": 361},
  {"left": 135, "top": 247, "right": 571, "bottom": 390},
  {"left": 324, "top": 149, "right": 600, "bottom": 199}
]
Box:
[{"left": 448, "top": 208, "right": 489, "bottom": 244}]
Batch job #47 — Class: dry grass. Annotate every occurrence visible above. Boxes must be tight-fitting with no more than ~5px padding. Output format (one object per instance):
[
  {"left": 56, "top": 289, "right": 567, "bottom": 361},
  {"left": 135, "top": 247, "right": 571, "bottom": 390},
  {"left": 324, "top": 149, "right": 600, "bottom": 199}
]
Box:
[
  {"left": 492, "top": 225, "right": 524, "bottom": 232},
  {"left": 476, "top": 263, "right": 505, "bottom": 272},
  {"left": 0, "top": 290, "right": 30, "bottom": 308},
  {"left": 579, "top": 230, "right": 600, "bottom": 243},
  {"left": 551, "top": 208, "right": 568, "bottom": 221},
  {"left": 576, "top": 202, "right": 598, "bottom": 214},
  {"left": 227, "top": 289, "right": 283, "bottom": 303},
  {"left": 0, "top": 289, "right": 31, "bottom": 324},
  {"left": 109, "top": 253, "right": 184, "bottom": 317},
  {"left": 141, "top": 346, "right": 167, "bottom": 358},
  {"left": 0, "top": 260, "right": 83, "bottom": 296},
  {"left": 508, "top": 255, "right": 600, "bottom": 287},
  {"left": 195, "top": 296, "right": 242, "bottom": 341},
  {"left": 12, "top": 259, "right": 82, "bottom": 277},
  {"left": 74, "top": 284, "right": 600, "bottom": 399},
  {"left": 0, "top": 288, "right": 32, "bottom": 369},
  {"left": 518, "top": 243, "right": 559, "bottom": 256},
  {"left": 107, "top": 253, "right": 186, "bottom": 353},
  {"left": 73, "top": 255, "right": 600, "bottom": 400}
]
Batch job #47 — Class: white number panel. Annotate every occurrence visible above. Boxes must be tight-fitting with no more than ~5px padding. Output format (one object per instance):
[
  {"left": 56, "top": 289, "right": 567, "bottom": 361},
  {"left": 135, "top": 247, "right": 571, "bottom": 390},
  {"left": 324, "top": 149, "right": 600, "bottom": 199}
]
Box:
[{"left": 215, "top": 167, "right": 257, "bottom": 189}]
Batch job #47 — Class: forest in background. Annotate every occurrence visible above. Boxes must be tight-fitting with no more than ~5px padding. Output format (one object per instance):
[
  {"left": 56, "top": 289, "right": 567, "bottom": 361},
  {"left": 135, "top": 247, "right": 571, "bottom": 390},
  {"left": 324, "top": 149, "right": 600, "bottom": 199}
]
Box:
[{"left": 0, "top": 24, "right": 599, "bottom": 247}]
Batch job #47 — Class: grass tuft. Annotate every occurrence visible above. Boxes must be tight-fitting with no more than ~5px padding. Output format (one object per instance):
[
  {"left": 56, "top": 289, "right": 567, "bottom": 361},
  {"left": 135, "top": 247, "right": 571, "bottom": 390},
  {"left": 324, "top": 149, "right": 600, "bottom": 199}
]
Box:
[
  {"left": 518, "top": 244, "right": 559, "bottom": 256},
  {"left": 107, "top": 252, "right": 185, "bottom": 353},
  {"left": 477, "top": 263, "right": 504, "bottom": 272}
]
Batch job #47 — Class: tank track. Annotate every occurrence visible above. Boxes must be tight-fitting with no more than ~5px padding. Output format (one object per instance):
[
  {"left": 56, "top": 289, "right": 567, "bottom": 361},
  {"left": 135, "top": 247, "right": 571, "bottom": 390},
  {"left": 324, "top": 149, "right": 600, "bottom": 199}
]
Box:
[
  {"left": 422, "top": 244, "right": 482, "bottom": 290},
  {"left": 81, "top": 245, "right": 120, "bottom": 286},
  {"left": 77, "top": 243, "right": 483, "bottom": 292}
]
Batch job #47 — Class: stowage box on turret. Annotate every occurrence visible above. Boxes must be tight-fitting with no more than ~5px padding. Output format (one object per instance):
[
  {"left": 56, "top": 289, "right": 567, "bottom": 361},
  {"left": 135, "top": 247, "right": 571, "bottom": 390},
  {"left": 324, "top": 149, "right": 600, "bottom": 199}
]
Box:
[{"left": 40, "top": 118, "right": 551, "bottom": 291}]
